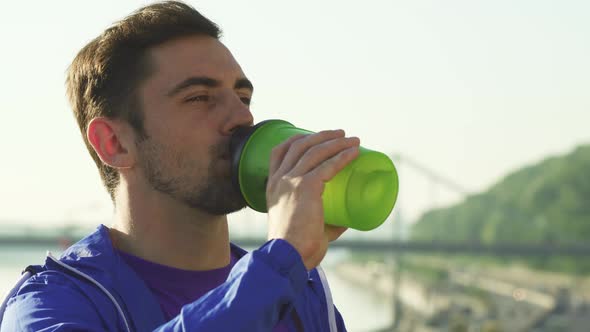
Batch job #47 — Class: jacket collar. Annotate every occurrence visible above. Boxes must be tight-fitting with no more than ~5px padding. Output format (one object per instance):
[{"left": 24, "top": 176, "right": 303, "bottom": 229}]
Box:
[
  {"left": 47, "top": 224, "right": 248, "bottom": 331},
  {"left": 47, "top": 224, "right": 166, "bottom": 330}
]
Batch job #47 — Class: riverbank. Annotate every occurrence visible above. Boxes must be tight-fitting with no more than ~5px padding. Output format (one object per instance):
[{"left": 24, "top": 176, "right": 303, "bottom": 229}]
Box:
[{"left": 331, "top": 256, "right": 590, "bottom": 332}]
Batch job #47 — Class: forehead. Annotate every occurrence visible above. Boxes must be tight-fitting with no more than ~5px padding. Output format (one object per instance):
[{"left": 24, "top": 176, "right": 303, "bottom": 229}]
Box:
[{"left": 146, "top": 35, "right": 245, "bottom": 86}]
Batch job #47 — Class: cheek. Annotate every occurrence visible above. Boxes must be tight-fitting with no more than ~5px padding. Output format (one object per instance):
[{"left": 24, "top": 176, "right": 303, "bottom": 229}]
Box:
[
  {"left": 150, "top": 120, "right": 198, "bottom": 148},
  {"left": 174, "top": 130, "right": 218, "bottom": 169},
  {"left": 187, "top": 118, "right": 221, "bottom": 148},
  {"left": 148, "top": 110, "right": 223, "bottom": 160}
]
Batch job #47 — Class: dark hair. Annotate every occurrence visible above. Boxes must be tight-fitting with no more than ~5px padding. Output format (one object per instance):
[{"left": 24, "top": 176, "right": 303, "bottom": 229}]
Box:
[{"left": 66, "top": 1, "right": 221, "bottom": 200}]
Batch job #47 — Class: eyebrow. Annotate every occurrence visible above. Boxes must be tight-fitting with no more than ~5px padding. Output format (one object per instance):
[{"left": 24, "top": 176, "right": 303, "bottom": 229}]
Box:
[
  {"left": 235, "top": 78, "right": 254, "bottom": 92},
  {"left": 167, "top": 76, "right": 254, "bottom": 97}
]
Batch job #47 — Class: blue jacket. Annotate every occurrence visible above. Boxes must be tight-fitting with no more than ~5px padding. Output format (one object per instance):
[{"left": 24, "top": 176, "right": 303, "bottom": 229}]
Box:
[{"left": 0, "top": 225, "right": 346, "bottom": 331}]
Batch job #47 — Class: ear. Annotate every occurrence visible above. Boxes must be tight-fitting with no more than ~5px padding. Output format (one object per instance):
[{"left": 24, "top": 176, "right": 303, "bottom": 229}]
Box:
[{"left": 87, "top": 117, "right": 135, "bottom": 169}]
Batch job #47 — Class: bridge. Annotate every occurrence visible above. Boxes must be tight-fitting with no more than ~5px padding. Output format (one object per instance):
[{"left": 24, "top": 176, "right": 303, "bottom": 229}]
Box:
[
  {"left": 1, "top": 152, "right": 587, "bottom": 258},
  {"left": 2, "top": 233, "right": 589, "bottom": 258}
]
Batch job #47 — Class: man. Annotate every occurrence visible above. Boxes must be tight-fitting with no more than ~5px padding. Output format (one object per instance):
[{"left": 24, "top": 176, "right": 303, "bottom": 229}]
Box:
[{"left": 0, "top": 1, "right": 360, "bottom": 331}]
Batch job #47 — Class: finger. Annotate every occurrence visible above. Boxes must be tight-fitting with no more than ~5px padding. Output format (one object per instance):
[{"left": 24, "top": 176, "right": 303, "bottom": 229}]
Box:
[
  {"left": 309, "top": 145, "right": 360, "bottom": 182},
  {"left": 268, "top": 134, "right": 307, "bottom": 176},
  {"left": 290, "top": 136, "right": 359, "bottom": 176},
  {"left": 276, "top": 130, "right": 345, "bottom": 176}
]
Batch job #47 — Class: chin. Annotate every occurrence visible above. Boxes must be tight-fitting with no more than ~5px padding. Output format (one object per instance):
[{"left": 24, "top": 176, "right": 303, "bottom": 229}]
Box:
[
  {"left": 185, "top": 178, "right": 247, "bottom": 216},
  {"left": 199, "top": 201, "right": 247, "bottom": 216}
]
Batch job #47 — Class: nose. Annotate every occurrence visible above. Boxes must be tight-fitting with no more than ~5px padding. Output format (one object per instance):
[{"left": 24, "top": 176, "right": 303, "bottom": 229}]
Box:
[{"left": 221, "top": 92, "right": 254, "bottom": 135}]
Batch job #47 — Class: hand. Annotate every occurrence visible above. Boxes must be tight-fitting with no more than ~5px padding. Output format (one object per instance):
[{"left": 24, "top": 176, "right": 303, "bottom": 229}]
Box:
[{"left": 266, "top": 130, "right": 360, "bottom": 270}]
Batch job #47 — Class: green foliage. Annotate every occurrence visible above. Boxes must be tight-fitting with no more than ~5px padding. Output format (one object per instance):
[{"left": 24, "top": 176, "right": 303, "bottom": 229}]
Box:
[{"left": 411, "top": 144, "right": 590, "bottom": 272}]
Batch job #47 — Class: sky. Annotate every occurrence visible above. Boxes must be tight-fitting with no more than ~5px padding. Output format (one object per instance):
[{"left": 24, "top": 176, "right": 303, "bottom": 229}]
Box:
[{"left": 0, "top": 0, "right": 588, "bottom": 233}]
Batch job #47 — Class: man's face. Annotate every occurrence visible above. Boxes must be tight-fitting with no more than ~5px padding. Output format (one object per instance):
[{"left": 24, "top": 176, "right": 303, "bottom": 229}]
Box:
[{"left": 134, "top": 35, "right": 254, "bottom": 215}]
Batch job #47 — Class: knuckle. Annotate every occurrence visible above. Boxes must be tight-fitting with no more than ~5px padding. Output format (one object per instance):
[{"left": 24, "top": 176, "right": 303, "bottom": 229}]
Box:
[
  {"left": 284, "top": 134, "right": 305, "bottom": 146},
  {"left": 270, "top": 145, "right": 283, "bottom": 156},
  {"left": 338, "top": 137, "right": 354, "bottom": 148},
  {"left": 306, "top": 144, "right": 322, "bottom": 156},
  {"left": 272, "top": 135, "right": 302, "bottom": 154},
  {"left": 301, "top": 174, "right": 324, "bottom": 190},
  {"left": 288, "top": 175, "right": 303, "bottom": 187},
  {"left": 290, "top": 140, "right": 307, "bottom": 153},
  {"left": 275, "top": 174, "right": 299, "bottom": 187}
]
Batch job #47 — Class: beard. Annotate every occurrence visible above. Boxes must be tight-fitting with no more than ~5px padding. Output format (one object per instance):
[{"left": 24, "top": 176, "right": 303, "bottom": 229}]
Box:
[{"left": 136, "top": 136, "right": 247, "bottom": 215}]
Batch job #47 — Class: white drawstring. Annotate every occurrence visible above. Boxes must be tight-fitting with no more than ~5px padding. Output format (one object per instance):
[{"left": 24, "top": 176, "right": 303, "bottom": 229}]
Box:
[
  {"left": 47, "top": 252, "right": 132, "bottom": 332},
  {"left": 316, "top": 265, "right": 337, "bottom": 332}
]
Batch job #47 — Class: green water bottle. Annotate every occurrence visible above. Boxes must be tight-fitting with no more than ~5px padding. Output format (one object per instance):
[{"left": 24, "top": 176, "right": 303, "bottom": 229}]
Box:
[{"left": 230, "top": 119, "right": 399, "bottom": 231}]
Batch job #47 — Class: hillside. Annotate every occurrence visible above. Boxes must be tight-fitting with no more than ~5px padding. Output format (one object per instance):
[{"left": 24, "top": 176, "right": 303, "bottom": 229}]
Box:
[{"left": 412, "top": 144, "right": 590, "bottom": 245}]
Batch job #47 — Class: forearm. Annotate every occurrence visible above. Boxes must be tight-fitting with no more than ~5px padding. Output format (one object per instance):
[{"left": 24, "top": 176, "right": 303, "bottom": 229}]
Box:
[{"left": 154, "top": 239, "right": 307, "bottom": 331}]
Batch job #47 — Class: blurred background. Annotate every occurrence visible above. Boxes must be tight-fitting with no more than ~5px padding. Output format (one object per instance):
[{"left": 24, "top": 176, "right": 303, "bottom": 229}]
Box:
[{"left": 1, "top": 1, "right": 589, "bottom": 331}]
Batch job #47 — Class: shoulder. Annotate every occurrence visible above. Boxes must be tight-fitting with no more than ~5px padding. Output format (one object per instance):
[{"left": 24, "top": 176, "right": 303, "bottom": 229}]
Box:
[{"left": 1, "top": 269, "right": 117, "bottom": 332}]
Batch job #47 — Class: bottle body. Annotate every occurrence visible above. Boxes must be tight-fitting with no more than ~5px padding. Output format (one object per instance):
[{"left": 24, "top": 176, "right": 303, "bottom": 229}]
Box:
[{"left": 230, "top": 120, "right": 399, "bottom": 231}]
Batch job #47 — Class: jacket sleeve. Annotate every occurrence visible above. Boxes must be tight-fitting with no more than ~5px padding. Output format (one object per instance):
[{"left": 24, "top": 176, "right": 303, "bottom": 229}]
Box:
[
  {"left": 154, "top": 239, "right": 309, "bottom": 332},
  {"left": 335, "top": 305, "right": 347, "bottom": 331}
]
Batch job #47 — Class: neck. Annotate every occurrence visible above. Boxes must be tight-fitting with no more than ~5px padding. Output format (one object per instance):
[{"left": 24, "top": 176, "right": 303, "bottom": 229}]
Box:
[{"left": 109, "top": 183, "right": 231, "bottom": 271}]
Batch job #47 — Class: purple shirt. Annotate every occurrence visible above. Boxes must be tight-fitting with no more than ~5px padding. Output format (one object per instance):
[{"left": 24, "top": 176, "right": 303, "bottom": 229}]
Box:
[{"left": 117, "top": 249, "right": 289, "bottom": 331}]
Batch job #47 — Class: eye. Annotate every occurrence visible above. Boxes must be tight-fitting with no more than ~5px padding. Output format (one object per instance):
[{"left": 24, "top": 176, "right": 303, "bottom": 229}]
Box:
[
  {"left": 240, "top": 97, "right": 252, "bottom": 106},
  {"left": 185, "top": 95, "right": 210, "bottom": 103}
]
